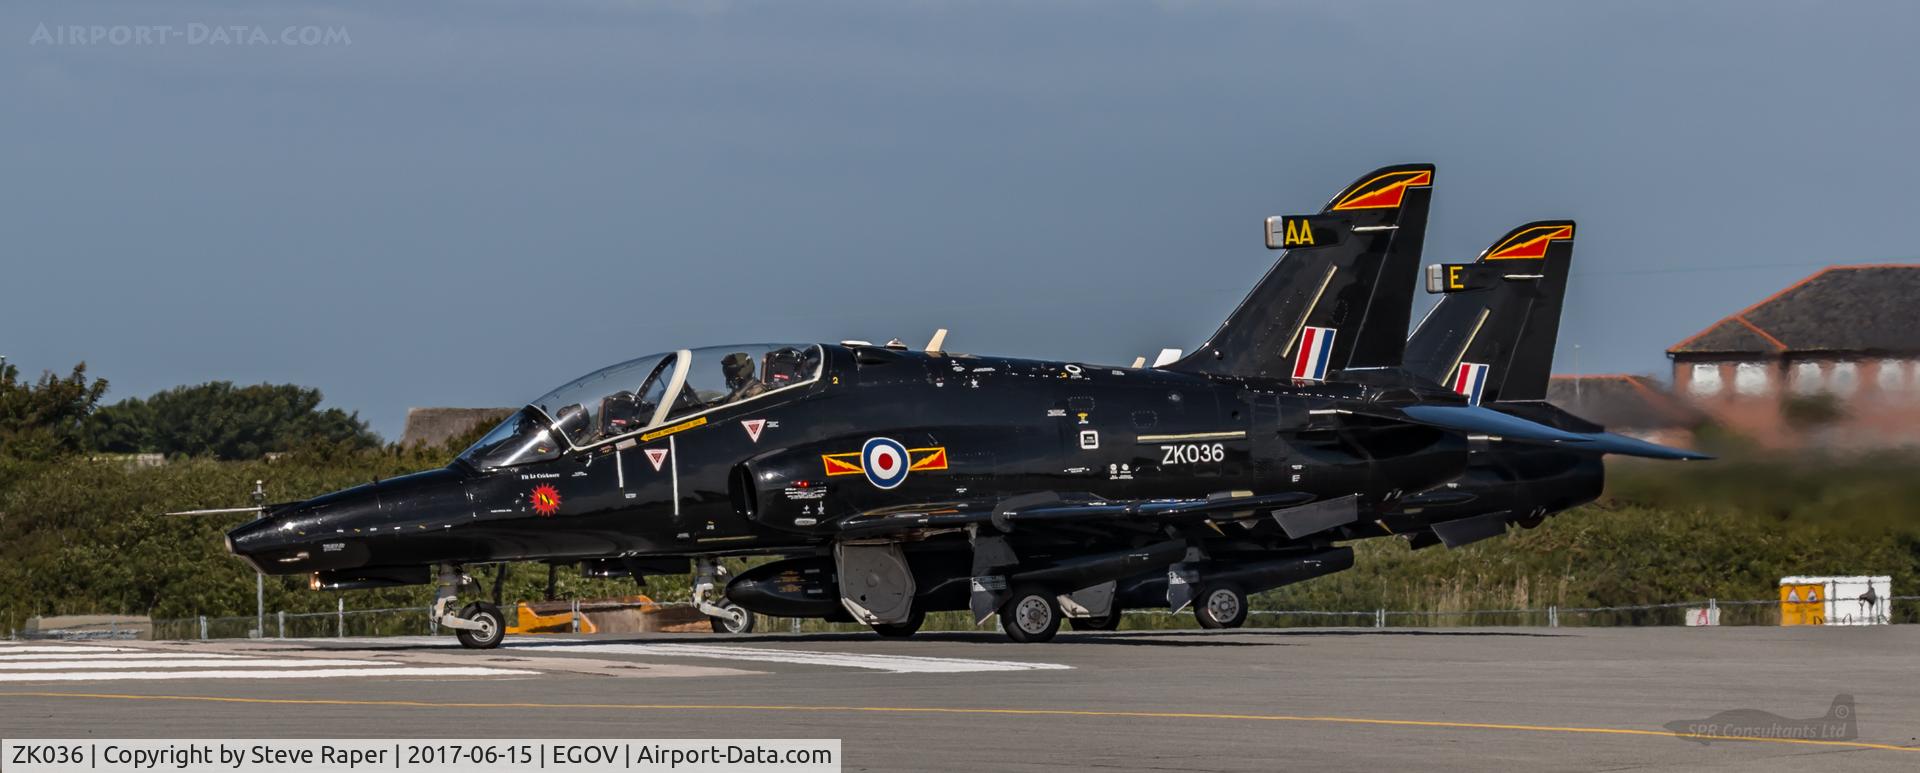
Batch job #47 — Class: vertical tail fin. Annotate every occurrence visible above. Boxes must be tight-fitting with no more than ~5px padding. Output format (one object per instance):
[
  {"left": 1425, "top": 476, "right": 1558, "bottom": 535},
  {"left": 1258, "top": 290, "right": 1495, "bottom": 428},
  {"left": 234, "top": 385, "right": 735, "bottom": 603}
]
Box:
[
  {"left": 1405, "top": 221, "right": 1575, "bottom": 404},
  {"left": 1166, "top": 164, "right": 1434, "bottom": 379}
]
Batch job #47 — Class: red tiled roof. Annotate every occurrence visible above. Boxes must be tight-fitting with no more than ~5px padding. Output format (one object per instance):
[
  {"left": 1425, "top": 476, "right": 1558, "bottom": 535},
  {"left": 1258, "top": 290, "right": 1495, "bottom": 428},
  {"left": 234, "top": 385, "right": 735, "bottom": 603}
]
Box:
[{"left": 1669, "top": 265, "right": 1920, "bottom": 356}]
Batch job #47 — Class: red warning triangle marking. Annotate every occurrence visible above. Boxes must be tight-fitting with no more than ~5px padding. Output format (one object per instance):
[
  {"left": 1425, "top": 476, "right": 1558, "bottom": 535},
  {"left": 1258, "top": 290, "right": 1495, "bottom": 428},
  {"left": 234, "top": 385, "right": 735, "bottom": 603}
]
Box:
[
  {"left": 644, "top": 447, "right": 670, "bottom": 471},
  {"left": 1787, "top": 589, "right": 1800, "bottom": 602},
  {"left": 742, "top": 419, "right": 766, "bottom": 443}
]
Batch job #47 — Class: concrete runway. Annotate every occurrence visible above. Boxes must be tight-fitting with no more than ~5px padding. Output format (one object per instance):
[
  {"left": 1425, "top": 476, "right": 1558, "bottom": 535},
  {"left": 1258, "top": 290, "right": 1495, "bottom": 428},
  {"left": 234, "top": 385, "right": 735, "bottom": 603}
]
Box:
[{"left": 2, "top": 626, "right": 1916, "bottom": 771}]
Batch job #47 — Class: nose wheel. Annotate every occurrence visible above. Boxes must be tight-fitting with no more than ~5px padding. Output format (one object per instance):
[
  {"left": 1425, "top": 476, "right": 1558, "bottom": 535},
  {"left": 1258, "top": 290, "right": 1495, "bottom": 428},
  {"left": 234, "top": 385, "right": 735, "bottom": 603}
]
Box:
[
  {"left": 432, "top": 563, "right": 511, "bottom": 650},
  {"left": 693, "top": 557, "right": 756, "bottom": 634},
  {"left": 707, "top": 600, "right": 757, "bottom": 634},
  {"left": 455, "top": 602, "right": 505, "bottom": 649}
]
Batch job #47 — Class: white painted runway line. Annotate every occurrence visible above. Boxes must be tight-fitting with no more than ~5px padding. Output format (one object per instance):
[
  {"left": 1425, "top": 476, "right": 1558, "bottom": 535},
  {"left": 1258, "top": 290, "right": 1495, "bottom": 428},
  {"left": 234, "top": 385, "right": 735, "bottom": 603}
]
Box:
[
  {"left": 0, "top": 658, "right": 385, "bottom": 670},
  {"left": 0, "top": 667, "right": 537, "bottom": 682},
  {"left": 0, "top": 641, "right": 533, "bottom": 682},
  {"left": 511, "top": 642, "right": 1074, "bottom": 673},
  {"left": 323, "top": 635, "right": 1074, "bottom": 673},
  {"left": 0, "top": 652, "right": 250, "bottom": 661}
]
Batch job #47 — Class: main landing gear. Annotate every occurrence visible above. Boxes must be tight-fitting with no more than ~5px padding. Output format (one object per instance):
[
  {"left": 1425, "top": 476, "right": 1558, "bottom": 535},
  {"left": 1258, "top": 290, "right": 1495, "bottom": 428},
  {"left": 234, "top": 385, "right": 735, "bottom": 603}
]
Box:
[
  {"left": 999, "top": 584, "right": 1063, "bottom": 643},
  {"left": 1070, "top": 608, "right": 1123, "bottom": 631},
  {"left": 434, "top": 564, "right": 506, "bottom": 650},
  {"left": 1194, "top": 582, "right": 1249, "bottom": 629},
  {"left": 870, "top": 608, "right": 926, "bottom": 638}
]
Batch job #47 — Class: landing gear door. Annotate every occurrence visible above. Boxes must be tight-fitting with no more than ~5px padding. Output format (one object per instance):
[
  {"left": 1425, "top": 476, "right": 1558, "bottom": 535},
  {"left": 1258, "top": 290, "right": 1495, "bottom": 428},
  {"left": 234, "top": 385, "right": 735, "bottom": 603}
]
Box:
[{"left": 836, "top": 542, "right": 916, "bottom": 625}]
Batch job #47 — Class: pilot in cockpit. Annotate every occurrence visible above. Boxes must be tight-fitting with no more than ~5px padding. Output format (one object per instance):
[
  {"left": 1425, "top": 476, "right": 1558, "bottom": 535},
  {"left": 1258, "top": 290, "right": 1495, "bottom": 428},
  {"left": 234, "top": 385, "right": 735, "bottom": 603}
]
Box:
[
  {"left": 721, "top": 352, "right": 769, "bottom": 403},
  {"left": 552, "top": 403, "right": 598, "bottom": 445}
]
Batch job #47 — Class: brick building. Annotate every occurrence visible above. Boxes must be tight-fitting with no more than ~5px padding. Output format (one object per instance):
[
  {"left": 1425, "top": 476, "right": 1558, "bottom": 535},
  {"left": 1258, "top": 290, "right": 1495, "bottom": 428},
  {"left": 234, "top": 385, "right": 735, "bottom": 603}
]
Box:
[{"left": 1666, "top": 265, "right": 1920, "bottom": 447}]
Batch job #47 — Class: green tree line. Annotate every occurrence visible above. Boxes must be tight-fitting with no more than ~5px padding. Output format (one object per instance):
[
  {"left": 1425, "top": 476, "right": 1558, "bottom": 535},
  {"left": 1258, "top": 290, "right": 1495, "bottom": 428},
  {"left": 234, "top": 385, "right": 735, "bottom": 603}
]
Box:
[{"left": 0, "top": 362, "right": 655, "bottom": 634}]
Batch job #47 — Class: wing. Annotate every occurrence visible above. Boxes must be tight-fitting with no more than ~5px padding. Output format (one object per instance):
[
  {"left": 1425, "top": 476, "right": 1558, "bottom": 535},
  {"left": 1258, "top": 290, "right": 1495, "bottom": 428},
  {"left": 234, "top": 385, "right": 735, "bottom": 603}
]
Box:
[{"left": 836, "top": 490, "right": 1318, "bottom": 539}]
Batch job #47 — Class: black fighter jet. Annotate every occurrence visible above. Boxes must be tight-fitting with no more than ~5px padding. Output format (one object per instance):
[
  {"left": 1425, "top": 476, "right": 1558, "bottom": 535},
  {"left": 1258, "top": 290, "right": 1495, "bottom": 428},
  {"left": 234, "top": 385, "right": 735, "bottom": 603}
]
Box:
[
  {"left": 1383, "top": 220, "right": 1710, "bottom": 544},
  {"left": 220, "top": 164, "right": 1705, "bottom": 646}
]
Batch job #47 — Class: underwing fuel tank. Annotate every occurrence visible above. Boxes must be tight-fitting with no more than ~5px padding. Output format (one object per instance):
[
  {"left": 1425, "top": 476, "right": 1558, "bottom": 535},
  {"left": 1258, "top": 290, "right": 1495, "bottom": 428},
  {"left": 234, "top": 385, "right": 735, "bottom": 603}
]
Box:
[
  {"left": 728, "top": 552, "right": 975, "bottom": 618},
  {"left": 309, "top": 566, "right": 430, "bottom": 591},
  {"left": 728, "top": 556, "right": 842, "bottom": 618}
]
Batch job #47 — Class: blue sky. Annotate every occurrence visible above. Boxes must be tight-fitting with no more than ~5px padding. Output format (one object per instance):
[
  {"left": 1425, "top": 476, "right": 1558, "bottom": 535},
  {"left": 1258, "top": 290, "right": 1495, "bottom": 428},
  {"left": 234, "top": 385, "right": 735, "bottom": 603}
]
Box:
[{"left": 4, "top": 1, "right": 1916, "bottom": 439}]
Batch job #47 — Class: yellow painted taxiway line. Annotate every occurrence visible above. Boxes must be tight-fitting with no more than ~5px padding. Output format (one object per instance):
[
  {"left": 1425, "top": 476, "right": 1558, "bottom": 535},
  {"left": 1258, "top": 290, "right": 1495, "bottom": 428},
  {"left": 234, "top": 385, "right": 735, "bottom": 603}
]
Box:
[{"left": 2, "top": 691, "right": 1914, "bottom": 754}]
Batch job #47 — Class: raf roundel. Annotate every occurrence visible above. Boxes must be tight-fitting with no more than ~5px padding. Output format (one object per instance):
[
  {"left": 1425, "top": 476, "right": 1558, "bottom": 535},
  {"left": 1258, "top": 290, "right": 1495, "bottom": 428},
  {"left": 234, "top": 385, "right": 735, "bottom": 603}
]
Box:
[{"left": 861, "top": 437, "right": 911, "bottom": 489}]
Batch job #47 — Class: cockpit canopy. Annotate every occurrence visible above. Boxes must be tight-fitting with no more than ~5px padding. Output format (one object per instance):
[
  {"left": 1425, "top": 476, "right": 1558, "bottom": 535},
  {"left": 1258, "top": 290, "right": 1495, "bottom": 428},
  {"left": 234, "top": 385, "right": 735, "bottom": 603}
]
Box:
[{"left": 458, "top": 343, "right": 824, "bottom": 470}]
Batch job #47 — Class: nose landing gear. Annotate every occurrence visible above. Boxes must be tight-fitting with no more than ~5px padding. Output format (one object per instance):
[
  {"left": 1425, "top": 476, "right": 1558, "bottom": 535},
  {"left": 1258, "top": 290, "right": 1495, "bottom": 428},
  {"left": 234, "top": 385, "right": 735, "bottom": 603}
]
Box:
[
  {"left": 433, "top": 564, "right": 507, "bottom": 650},
  {"left": 693, "top": 557, "right": 756, "bottom": 634},
  {"left": 456, "top": 602, "right": 506, "bottom": 649}
]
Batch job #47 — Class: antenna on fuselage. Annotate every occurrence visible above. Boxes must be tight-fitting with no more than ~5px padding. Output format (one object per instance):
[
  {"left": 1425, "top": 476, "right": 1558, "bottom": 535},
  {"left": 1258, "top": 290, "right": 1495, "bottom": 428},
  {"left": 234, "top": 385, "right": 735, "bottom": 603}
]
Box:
[
  {"left": 924, "top": 328, "right": 948, "bottom": 354},
  {"left": 1130, "top": 356, "right": 1147, "bottom": 369},
  {"left": 1151, "top": 348, "right": 1183, "bottom": 368}
]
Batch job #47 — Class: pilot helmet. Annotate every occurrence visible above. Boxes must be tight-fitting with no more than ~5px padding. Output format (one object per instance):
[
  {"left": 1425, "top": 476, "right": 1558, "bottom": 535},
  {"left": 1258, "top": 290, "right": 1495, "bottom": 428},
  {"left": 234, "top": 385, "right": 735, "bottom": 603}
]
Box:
[{"left": 722, "top": 352, "right": 756, "bottom": 384}]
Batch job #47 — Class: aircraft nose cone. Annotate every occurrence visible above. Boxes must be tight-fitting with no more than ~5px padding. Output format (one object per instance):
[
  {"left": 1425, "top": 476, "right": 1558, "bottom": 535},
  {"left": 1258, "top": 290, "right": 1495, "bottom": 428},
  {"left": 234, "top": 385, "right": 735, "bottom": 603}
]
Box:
[
  {"left": 226, "top": 507, "right": 313, "bottom": 573},
  {"left": 226, "top": 482, "right": 384, "bottom": 574}
]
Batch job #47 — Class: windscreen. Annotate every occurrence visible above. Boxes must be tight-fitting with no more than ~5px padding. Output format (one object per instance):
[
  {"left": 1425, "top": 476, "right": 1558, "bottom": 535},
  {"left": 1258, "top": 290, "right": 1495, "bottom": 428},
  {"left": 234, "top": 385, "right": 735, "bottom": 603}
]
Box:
[
  {"left": 529, "top": 352, "right": 677, "bottom": 447},
  {"left": 457, "top": 407, "right": 565, "bottom": 470}
]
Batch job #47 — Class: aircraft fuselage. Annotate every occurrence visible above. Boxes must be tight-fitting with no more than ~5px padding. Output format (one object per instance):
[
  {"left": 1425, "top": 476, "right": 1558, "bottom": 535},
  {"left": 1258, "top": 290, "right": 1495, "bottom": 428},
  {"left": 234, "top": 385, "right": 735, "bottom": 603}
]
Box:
[{"left": 230, "top": 344, "right": 1469, "bottom": 578}]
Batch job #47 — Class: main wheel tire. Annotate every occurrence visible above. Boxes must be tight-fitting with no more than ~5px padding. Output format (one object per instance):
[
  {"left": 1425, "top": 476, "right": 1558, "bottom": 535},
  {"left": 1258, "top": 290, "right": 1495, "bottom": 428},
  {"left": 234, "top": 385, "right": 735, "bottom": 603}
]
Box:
[
  {"left": 708, "top": 600, "right": 756, "bottom": 634},
  {"left": 1070, "top": 609, "right": 1123, "bottom": 631},
  {"left": 1194, "top": 583, "right": 1248, "bottom": 629},
  {"left": 455, "top": 602, "right": 506, "bottom": 650},
  {"left": 871, "top": 609, "right": 926, "bottom": 638},
  {"left": 999, "top": 584, "right": 1062, "bottom": 643}
]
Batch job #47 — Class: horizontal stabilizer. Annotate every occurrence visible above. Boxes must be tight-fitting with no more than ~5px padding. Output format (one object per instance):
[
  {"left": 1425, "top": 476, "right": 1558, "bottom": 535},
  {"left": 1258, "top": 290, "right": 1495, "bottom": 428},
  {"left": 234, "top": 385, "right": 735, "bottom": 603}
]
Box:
[
  {"left": 1396, "top": 404, "right": 1591, "bottom": 444},
  {"left": 1429, "top": 511, "right": 1509, "bottom": 548},
  {"left": 1575, "top": 431, "right": 1714, "bottom": 460}
]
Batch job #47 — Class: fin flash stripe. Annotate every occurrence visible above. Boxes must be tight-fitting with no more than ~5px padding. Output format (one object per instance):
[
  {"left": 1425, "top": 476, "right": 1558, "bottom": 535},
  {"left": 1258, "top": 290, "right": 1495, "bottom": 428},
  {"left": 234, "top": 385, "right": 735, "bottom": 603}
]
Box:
[
  {"left": 1330, "top": 169, "right": 1434, "bottom": 211},
  {"left": 1485, "top": 224, "right": 1575, "bottom": 260}
]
